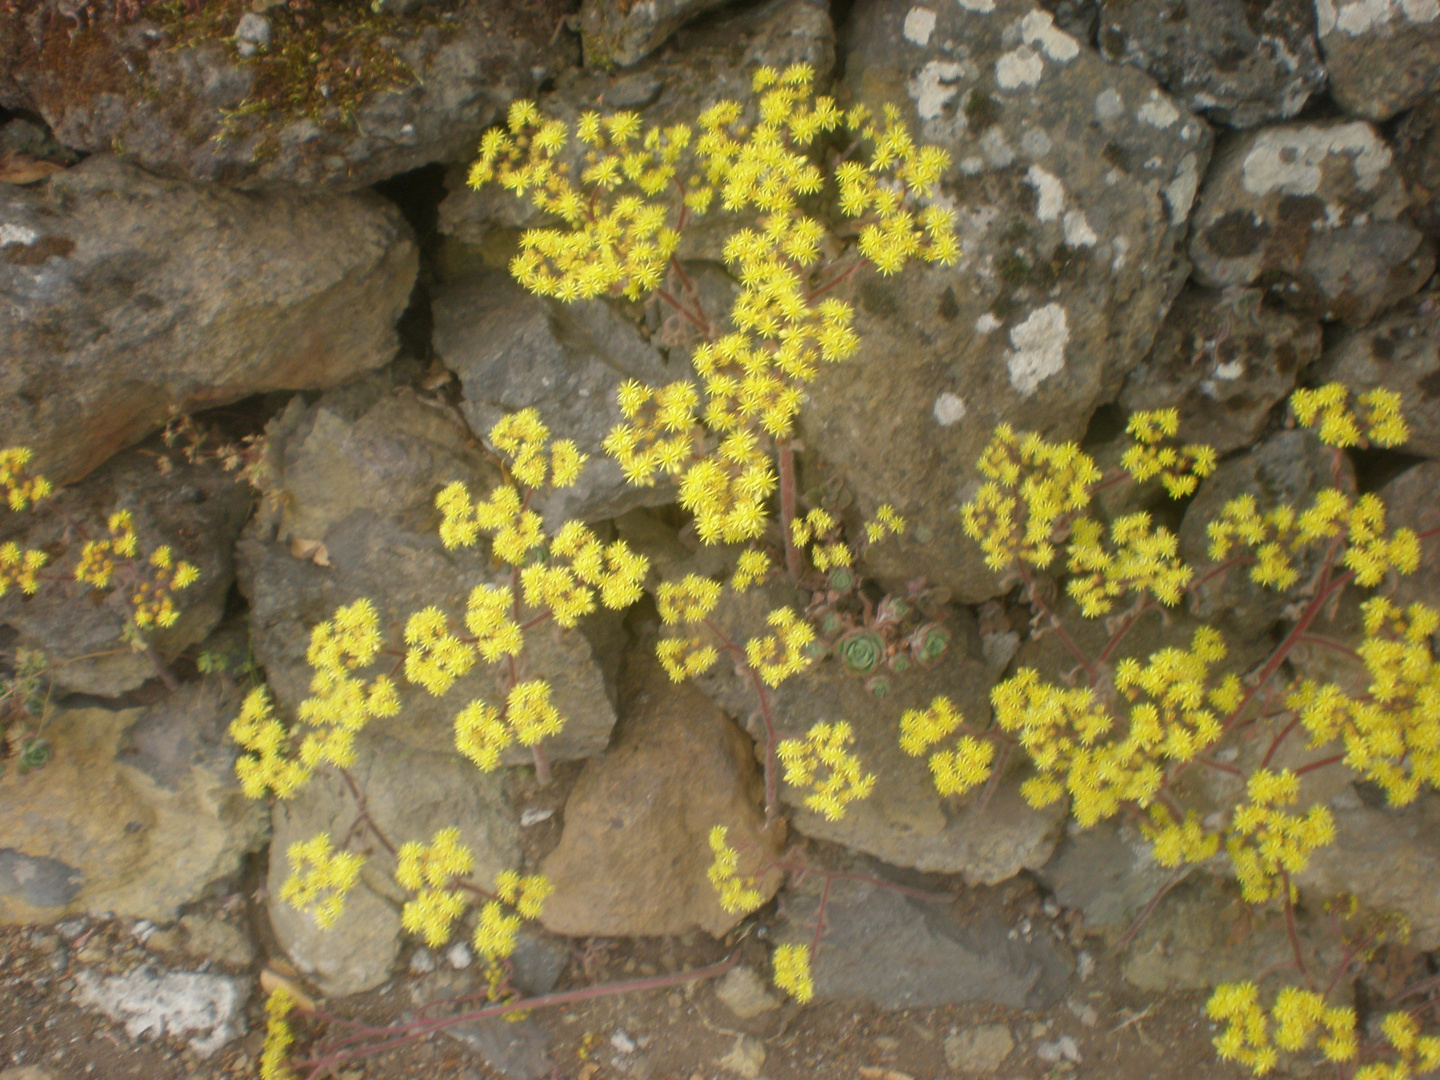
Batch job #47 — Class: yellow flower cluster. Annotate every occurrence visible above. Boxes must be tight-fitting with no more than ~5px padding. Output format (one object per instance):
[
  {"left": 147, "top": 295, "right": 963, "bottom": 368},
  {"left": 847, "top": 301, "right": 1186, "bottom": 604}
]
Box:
[
  {"left": 1141, "top": 805, "right": 1220, "bottom": 868},
  {"left": 488, "top": 409, "right": 587, "bottom": 490},
  {"left": 789, "top": 507, "right": 852, "bottom": 572},
  {"left": 1226, "top": 768, "right": 1336, "bottom": 903},
  {"left": 731, "top": 549, "right": 772, "bottom": 591},
  {"left": 771, "top": 942, "right": 814, "bottom": 1003},
  {"left": 899, "top": 696, "right": 996, "bottom": 798},
  {"left": 465, "top": 585, "right": 524, "bottom": 661},
  {"left": 655, "top": 574, "right": 723, "bottom": 681},
  {"left": 435, "top": 482, "right": 542, "bottom": 561},
  {"left": 604, "top": 380, "right": 700, "bottom": 485},
  {"left": 0, "top": 541, "right": 47, "bottom": 597},
  {"left": 1355, "top": 1012, "right": 1440, "bottom": 1080},
  {"left": 397, "top": 827, "right": 475, "bottom": 948},
  {"left": 259, "top": 987, "right": 296, "bottom": 1080},
  {"left": 279, "top": 833, "right": 366, "bottom": 930},
  {"left": 74, "top": 510, "right": 138, "bottom": 589},
  {"left": 993, "top": 628, "right": 1232, "bottom": 827},
  {"left": 1119, "top": 409, "right": 1217, "bottom": 498},
  {"left": 294, "top": 600, "right": 401, "bottom": 771},
  {"left": 674, "top": 428, "right": 778, "bottom": 544},
  {"left": 1206, "top": 982, "right": 1356, "bottom": 1076},
  {"left": 1292, "top": 383, "right": 1409, "bottom": 449},
  {"left": 473, "top": 870, "right": 553, "bottom": 963},
  {"left": 960, "top": 425, "right": 1101, "bottom": 573},
  {"left": 524, "top": 519, "right": 648, "bottom": 626},
  {"left": 745, "top": 606, "right": 816, "bottom": 687},
  {"left": 1208, "top": 489, "right": 1420, "bottom": 591},
  {"left": 453, "top": 679, "right": 565, "bottom": 772},
  {"left": 706, "top": 825, "right": 764, "bottom": 915},
  {"left": 1065, "top": 513, "right": 1193, "bottom": 618},
  {"left": 0, "top": 447, "right": 52, "bottom": 511},
  {"left": 0, "top": 449, "right": 51, "bottom": 598},
  {"left": 776, "top": 720, "right": 875, "bottom": 821},
  {"left": 129, "top": 545, "right": 201, "bottom": 630},
  {"left": 229, "top": 686, "right": 312, "bottom": 799},
  {"left": 405, "top": 606, "right": 476, "bottom": 696},
  {"left": 1288, "top": 598, "right": 1440, "bottom": 805},
  {"left": 864, "top": 503, "right": 905, "bottom": 545}
]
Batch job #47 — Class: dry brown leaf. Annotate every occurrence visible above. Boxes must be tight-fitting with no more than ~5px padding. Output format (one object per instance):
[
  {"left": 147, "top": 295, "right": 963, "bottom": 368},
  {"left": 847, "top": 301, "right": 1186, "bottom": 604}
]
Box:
[
  {"left": 259, "top": 967, "right": 317, "bottom": 1012},
  {"left": 0, "top": 154, "right": 65, "bottom": 185},
  {"left": 289, "top": 536, "right": 331, "bottom": 566}
]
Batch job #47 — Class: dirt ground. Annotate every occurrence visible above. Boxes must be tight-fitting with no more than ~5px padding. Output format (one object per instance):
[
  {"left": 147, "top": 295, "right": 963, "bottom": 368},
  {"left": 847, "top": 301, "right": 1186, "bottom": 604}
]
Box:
[{"left": 0, "top": 855, "right": 1252, "bottom": 1080}]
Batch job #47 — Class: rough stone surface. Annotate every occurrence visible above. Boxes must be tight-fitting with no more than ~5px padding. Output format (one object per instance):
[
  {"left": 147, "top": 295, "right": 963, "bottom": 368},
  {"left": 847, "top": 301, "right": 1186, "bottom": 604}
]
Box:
[
  {"left": 267, "top": 730, "right": 519, "bottom": 996},
  {"left": 579, "top": 0, "right": 734, "bottom": 66},
  {"left": 802, "top": 0, "right": 1209, "bottom": 604},
  {"left": 1035, "top": 821, "right": 1182, "bottom": 937},
  {"left": 944, "top": 1023, "right": 1015, "bottom": 1072},
  {"left": 0, "top": 155, "right": 416, "bottom": 485},
  {"left": 431, "top": 271, "right": 681, "bottom": 524},
  {"left": 74, "top": 965, "right": 247, "bottom": 1056},
  {"left": 697, "top": 584, "right": 1065, "bottom": 883},
  {"left": 1098, "top": 0, "right": 1324, "bottom": 128},
  {"left": 0, "top": 689, "right": 266, "bottom": 926},
  {"left": 0, "top": 2, "right": 571, "bottom": 191},
  {"left": 1394, "top": 93, "right": 1440, "bottom": 240},
  {"left": 1122, "top": 874, "right": 1337, "bottom": 991},
  {"left": 538, "top": 640, "right": 781, "bottom": 938},
  {"left": 1178, "top": 430, "right": 1353, "bottom": 648},
  {"left": 776, "top": 873, "right": 1071, "bottom": 1009},
  {"left": 177, "top": 914, "right": 255, "bottom": 970},
  {"left": 1118, "top": 287, "right": 1318, "bottom": 452},
  {"left": 1315, "top": 0, "right": 1440, "bottom": 121},
  {"left": 237, "top": 383, "right": 624, "bottom": 768},
  {"left": 1297, "top": 790, "right": 1440, "bottom": 951},
  {"left": 1313, "top": 290, "right": 1440, "bottom": 459},
  {"left": 0, "top": 449, "right": 252, "bottom": 697},
  {"left": 1188, "top": 121, "right": 1434, "bottom": 326}
]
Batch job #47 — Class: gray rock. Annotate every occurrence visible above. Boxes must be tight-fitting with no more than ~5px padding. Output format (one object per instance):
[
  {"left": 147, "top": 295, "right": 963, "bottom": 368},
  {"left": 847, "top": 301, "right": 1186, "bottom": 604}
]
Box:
[
  {"left": 538, "top": 638, "right": 781, "bottom": 938},
  {"left": 446, "top": 1015, "right": 553, "bottom": 1080},
  {"left": 509, "top": 931, "right": 569, "bottom": 996},
  {"left": 717, "top": 1035, "right": 766, "bottom": 1078},
  {"left": 234, "top": 13, "right": 270, "bottom": 58},
  {"left": 267, "top": 729, "right": 519, "bottom": 996},
  {"left": 796, "top": 0, "right": 1208, "bottom": 605},
  {"left": 1315, "top": 0, "right": 1440, "bottom": 121},
  {"left": 580, "top": 0, "right": 736, "bottom": 67},
  {"left": 0, "top": 689, "right": 267, "bottom": 926},
  {"left": 1118, "top": 287, "right": 1318, "bottom": 452},
  {"left": 1, "top": 3, "right": 570, "bottom": 191},
  {"left": 715, "top": 965, "right": 781, "bottom": 1020},
  {"left": 0, "top": 155, "right": 415, "bottom": 485},
  {"left": 1179, "top": 430, "right": 1353, "bottom": 649},
  {"left": 0, "top": 448, "right": 251, "bottom": 697},
  {"left": 1098, "top": 0, "right": 1324, "bottom": 128},
  {"left": 1393, "top": 94, "right": 1440, "bottom": 240},
  {"left": 1312, "top": 291, "right": 1440, "bottom": 459},
  {"left": 1121, "top": 874, "right": 1337, "bottom": 991},
  {"left": 1035, "top": 820, "right": 1183, "bottom": 938},
  {"left": 698, "top": 584, "right": 1064, "bottom": 883},
  {"left": 1188, "top": 121, "right": 1434, "bottom": 326},
  {"left": 777, "top": 873, "right": 1071, "bottom": 1009},
  {"left": 431, "top": 271, "right": 680, "bottom": 524},
  {"left": 1296, "top": 791, "right": 1440, "bottom": 950},
  {"left": 73, "top": 965, "right": 247, "bottom": 1056},
  {"left": 944, "top": 1023, "right": 1015, "bottom": 1072}
]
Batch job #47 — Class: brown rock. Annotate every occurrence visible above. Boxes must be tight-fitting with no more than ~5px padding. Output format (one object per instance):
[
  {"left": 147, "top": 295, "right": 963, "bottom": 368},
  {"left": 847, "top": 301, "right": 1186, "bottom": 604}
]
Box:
[{"left": 540, "top": 638, "right": 781, "bottom": 937}]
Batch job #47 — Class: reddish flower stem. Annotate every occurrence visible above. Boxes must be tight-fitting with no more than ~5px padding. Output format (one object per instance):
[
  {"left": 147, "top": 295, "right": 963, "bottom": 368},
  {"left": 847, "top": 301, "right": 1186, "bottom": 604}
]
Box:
[{"left": 778, "top": 441, "right": 804, "bottom": 581}]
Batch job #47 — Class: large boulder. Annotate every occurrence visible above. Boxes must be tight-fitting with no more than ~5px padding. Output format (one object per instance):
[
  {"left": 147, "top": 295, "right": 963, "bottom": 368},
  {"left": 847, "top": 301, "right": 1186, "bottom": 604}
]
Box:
[
  {"left": 1098, "top": 0, "right": 1325, "bottom": 128},
  {"left": 237, "top": 382, "right": 625, "bottom": 768},
  {"left": 1315, "top": 0, "right": 1440, "bottom": 121},
  {"left": 1118, "top": 287, "right": 1319, "bottom": 452},
  {"left": 0, "top": 1, "right": 572, "bottom": 191},
  {"left": 579, "top": 0, "right": 735, "bottom": 67},
  {"left": 1188, "top": 121, "right": 1434, "bottom": 326},
  {"left": 1, "top": 155, "right": 416, "bottom": 486},
  {"left": 538, "top": 634, "right": 782, "bottom": 937},
  {"left": 0, "top": 447, "right": 252, "bottom": 697},
  {"left": 800, "top": 0, "right": 1210, "bottom": 604},
  {"left": 0, "top": 686, "right": 267, "bottom": 926}
]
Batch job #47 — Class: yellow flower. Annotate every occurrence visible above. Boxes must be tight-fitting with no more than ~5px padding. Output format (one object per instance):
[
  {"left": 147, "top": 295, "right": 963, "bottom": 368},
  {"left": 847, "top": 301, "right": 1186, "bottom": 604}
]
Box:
[
  {"left": 745, "top": 607, "right": 815, "bottom": 687},
  {"left": 772, "top": 942, "right": 813, "bottom": 1003},
  {"left": 259, "top": 988, "right": 296, "bottom": 1080},
  {"left": 706, "top": 825, "right": 764, "bottom": 914},
  {"left": 776, "top": 721, "right": 875, "bottom": 820},
  {"left": 279, "top": 833, "right": 366, "bottom": 930}
]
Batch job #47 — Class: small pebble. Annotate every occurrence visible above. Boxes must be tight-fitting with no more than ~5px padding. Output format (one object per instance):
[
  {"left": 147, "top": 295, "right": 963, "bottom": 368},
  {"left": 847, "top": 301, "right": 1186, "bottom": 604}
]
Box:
[
  {"left": 409, "top": 949, "right": 437, "bottom": 975},
  {"left": 445, "top": 942, "right": 472, "bottom": 970},
  {"left": 519, "top": 808, "right": 554, "bottom": 827},
  {"left": 610, "top": 1029, "right": 636, "bottom": 1055}
]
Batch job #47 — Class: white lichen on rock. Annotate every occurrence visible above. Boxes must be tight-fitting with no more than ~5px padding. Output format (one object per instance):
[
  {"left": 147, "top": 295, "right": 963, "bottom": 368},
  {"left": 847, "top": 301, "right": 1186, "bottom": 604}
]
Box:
[{"left": 1005, "top": 304, "right": 1069, "bottom": 397}]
